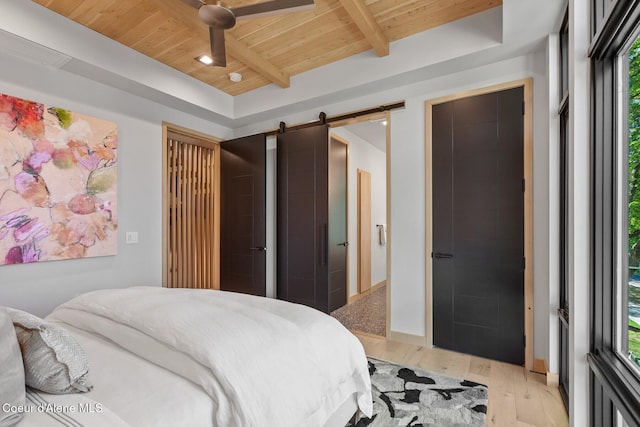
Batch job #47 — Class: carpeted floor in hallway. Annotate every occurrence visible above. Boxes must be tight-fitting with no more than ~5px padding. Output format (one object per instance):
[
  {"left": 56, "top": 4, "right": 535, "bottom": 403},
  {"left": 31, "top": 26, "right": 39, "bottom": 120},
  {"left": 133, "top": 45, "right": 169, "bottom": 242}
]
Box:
[{"left": 330, "top": 285, "right": 386, "bottom": 337}]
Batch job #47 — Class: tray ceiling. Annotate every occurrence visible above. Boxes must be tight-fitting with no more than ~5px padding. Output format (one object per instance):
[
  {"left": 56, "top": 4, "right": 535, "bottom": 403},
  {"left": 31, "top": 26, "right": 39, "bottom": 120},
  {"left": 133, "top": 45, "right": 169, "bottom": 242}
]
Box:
[{"left": 34, "top": 0, "right": 501, "bottom": 96}]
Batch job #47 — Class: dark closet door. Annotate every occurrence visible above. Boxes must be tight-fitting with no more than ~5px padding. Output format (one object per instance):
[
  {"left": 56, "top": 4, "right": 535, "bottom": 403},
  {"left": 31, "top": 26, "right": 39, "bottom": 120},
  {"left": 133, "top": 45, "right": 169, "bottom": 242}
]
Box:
[
  {"left": 277, "top": 125, "right": 333, "bottom": 312},
  {"left": 432, "top": 87, "right": 524, "bottom": 365},
  {"left": 277, "top": 126, "right": 329, "bottom": 310},
  {"left": 220, "top": 134, "right": 266, "bottom": 296},
  {"left": 328, "top": 136, "right": 348, "bottom": 312}
]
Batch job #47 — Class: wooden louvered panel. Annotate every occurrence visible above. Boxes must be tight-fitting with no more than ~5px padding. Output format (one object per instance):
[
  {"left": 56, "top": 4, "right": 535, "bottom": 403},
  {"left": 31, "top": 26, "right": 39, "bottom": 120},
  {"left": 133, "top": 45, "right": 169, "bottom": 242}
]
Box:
[{"left": 165, "top": 131, "right": 219, "bottom": 289}]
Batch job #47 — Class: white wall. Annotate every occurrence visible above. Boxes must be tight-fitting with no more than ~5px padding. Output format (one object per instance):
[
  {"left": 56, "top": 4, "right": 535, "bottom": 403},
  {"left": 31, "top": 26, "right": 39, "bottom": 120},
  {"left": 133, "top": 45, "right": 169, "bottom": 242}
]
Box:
[
  {"left": 234, "top": 51, "right": 554, "bottom": 364},
  {"left": 545, "top": 34, "right": 561, "bottom": 374},
  {"left": 568, "top": 0, "right": 590, "bottom": 423},
  {"left": 330, "top": 128, "right": 387, "bottom": 297},
  {"left": 0, "top": 51, "right": 232, "bottom": 317}
]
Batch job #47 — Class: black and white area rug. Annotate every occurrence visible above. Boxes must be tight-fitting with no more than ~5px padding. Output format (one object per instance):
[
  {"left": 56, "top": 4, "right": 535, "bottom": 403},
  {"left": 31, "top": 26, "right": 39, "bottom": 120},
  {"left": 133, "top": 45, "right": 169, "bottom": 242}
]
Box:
[{"left": 348, "top": 358, "right": 488, "bottom": 427}]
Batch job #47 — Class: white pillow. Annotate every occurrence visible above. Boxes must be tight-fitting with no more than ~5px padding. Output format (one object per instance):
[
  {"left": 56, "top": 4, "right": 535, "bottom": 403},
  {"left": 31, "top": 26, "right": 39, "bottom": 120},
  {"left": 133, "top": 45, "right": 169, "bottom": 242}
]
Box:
[
  {"left": 5, "top": 308, "right": 92, "bottom": 394},
  {"left": 0, "top": 308, "right": 25, "bottom": 427}
]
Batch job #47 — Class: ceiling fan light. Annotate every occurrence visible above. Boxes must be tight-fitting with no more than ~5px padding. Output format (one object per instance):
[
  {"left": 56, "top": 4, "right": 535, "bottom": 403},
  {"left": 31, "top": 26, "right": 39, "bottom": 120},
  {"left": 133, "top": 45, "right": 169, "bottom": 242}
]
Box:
[
  {"left": 229, "top": 72, "right": 243, "bottom": 82},
  {"left": 196, "top": 54, "right": 213, "bottom": 65}
]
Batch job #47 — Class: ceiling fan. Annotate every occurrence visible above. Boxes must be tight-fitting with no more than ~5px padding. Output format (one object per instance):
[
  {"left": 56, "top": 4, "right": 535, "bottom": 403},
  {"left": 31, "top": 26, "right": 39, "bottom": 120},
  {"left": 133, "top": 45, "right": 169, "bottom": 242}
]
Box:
[{"left": 181, "top": 0, "right": 316, "bottom": 67}]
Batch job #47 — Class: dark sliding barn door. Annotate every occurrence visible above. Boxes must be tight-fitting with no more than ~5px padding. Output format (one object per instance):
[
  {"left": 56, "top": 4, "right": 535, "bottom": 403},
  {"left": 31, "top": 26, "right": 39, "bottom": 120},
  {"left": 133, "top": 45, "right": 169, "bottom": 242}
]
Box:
[
  {"left": 432, "top": 87, "right": 525, "bottom": 365},
  {"left": 277, "top": 126, "right": 347, "bottom": 313},
  {"left": 220, "top": 134, "right": 266, "bottom": 296}
]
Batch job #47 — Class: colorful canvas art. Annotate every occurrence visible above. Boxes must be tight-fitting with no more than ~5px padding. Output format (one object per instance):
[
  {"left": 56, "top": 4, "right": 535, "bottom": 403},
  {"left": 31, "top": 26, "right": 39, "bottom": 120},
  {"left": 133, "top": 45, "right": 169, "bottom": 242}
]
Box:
[{"left": 0, "top": 93, "right": 118, "bottom": 265}]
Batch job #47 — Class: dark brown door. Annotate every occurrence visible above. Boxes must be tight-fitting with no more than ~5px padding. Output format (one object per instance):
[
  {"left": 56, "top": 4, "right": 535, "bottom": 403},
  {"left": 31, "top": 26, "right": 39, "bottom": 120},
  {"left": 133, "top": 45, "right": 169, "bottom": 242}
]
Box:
[
  {"left": 277, "top": 125, "right": 347, "bottom": 313},
  {"left": 328, "top": 136, "right": 348, "bottom": 312},
  {"left": 432, "top": 87, "right": 524, "bottom": 365},
  {"left": 220, "top": 134, "right": 266, "bottom": 296},
  {"left": 277, "top": 126, "right": 329, "bottom": 311}
]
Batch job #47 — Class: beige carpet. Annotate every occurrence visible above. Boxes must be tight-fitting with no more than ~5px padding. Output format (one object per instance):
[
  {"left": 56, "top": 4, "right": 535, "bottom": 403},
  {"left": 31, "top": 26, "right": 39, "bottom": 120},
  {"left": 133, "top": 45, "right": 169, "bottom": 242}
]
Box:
[{"left": 331, "top": 285, "right": 386, "bottom": 337}]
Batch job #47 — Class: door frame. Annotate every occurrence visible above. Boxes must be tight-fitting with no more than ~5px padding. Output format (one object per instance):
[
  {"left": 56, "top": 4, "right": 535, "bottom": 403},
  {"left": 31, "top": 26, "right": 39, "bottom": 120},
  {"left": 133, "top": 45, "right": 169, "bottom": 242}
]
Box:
[
  {"left": 162, "top": 122, "right": 222, "bottom": 289},
  {"left": 424, "top": 78, "right": 534, "bottom": 370},
  {"left": 356, "top": 168, "right": 372, "bottom": 295},
  {"left": 328, "top": 133, "right": 351, "bottom": 307},
  {"left": 330, "top": 110, "right": 391, "bottom": 336}
]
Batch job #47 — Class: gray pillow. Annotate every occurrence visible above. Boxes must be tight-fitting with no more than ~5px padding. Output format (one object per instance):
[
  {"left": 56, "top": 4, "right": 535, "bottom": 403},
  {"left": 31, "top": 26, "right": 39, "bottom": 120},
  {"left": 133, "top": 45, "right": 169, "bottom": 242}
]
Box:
[
  {"left": 5, "top": 308, "right": 92, "bottom": 394},
  {"left": 0, "top": 308, "right": 25, "bottom": 427}
]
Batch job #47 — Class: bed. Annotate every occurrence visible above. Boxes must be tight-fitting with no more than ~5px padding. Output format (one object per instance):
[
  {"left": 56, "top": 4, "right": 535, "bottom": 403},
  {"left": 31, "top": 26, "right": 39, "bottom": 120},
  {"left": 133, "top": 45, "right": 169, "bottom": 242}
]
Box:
[{"left": 2, "top": 286, "right": 373, "bottom": 427}]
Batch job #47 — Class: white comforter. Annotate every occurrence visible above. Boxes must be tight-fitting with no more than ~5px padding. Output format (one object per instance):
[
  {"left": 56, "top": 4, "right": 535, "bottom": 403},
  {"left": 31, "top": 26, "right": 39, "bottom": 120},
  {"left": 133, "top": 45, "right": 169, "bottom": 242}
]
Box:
[{"left": 47, "top": 287, "right": 372, "bottom": 427}]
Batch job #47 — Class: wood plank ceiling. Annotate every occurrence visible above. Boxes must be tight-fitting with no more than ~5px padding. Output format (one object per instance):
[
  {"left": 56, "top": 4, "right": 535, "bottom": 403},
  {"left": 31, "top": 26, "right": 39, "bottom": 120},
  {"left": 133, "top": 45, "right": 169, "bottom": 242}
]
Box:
[{"left": 34, "top": 0, "right": 501, "bottom": 96}]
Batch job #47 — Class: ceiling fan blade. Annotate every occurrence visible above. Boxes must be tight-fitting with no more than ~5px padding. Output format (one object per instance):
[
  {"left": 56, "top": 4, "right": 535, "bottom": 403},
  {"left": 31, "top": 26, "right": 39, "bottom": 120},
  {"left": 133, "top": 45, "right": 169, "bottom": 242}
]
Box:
[
  {"left": 232, "top": 0, "right": 314, "bottom": 20},
  {"left": 210, "top": 27, "right": 227, "bottom": 67},
  {"left": 199, "top": 3, "right": 236, "bottom": 29},
  {"left": 180, "top": 0, "right": 204, "bottom": 9}
]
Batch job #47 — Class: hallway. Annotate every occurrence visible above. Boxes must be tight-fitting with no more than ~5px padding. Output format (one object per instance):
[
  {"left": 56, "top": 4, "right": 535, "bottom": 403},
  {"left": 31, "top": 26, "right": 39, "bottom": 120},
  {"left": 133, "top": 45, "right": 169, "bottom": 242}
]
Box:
[{"left": 331, "top": 284, "right": 386, "bottom": 337}]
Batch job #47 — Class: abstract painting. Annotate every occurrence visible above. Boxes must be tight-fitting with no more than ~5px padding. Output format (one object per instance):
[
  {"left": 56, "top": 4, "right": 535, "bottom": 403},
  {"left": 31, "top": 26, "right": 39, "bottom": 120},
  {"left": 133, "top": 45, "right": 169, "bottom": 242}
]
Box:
[{"left": 0, "top": 93, "right": 118, "bottom": 265}]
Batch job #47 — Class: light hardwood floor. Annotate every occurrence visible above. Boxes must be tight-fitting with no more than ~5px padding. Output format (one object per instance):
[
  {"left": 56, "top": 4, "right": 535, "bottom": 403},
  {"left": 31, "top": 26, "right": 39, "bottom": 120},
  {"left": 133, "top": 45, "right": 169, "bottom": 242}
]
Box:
[{"left": 355, "top": 333, "right": 569, "bottom": 427}]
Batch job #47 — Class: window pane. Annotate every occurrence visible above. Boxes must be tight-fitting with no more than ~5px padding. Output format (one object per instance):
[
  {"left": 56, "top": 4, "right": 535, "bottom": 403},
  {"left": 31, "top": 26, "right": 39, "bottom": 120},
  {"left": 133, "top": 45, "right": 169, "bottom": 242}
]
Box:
[
  {"left": 593, "top": 0, "right": 619, "bottom": 39},
  {"left": 559, "top": 106, "right": 569, "bottom": 406},
  {"left": 557, "top": 12, "right": 569, "bottom": 409},
  {"left": 617, "top": 408, "right": 632, "bottom": 427},
  {"left": 628, "top": 35, "right": 640, "bottom": 367}
]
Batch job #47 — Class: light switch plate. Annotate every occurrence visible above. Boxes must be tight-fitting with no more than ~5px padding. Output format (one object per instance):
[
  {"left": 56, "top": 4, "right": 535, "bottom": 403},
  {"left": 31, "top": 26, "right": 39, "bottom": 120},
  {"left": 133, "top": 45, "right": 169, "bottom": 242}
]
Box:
[{"left": 125, "top": 231, "right": 139, "bottom": 244}]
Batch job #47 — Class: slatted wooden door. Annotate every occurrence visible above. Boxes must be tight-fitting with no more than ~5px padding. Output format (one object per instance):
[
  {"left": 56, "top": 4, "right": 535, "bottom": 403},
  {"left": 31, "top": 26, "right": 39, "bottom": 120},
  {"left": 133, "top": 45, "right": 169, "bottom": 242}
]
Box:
[{"left": 164, "top": 129, "right": 220, "bottom": 289}]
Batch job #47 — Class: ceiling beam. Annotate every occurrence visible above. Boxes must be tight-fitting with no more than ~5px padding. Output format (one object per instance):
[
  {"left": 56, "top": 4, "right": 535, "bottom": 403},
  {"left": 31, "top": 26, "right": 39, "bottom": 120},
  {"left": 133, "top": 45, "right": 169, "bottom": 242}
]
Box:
[
  {"left": 225, "top": 35, "right": 289, "bottom": 88},
  {"left": 155, "top": 0, "right": 289, "bottom": 88},
  {"left": 338, "top": 0, "right": 389, "bottom": 57}
]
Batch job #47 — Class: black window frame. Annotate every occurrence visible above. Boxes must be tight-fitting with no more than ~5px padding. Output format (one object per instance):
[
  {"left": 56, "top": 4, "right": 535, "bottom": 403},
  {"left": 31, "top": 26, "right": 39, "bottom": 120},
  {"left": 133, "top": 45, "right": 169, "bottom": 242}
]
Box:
[
  {"left": 589, "top": 1, "right": 640, "bottom": 425},
  {"left": 558, "top": 8, "right": 570, "bottom": 409}
]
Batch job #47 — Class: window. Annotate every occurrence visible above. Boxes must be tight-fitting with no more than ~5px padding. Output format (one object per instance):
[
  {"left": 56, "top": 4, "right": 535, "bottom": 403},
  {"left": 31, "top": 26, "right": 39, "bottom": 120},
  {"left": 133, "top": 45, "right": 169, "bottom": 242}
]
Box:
[
  {"left": 627, "top": 36, "right": 640, "bottom": 368},
  {"left": 590, "top": 1, "right": 640, "bottom": 426},
  {"left": 558, "top": 9, "right": 570, "bottom": 408}
]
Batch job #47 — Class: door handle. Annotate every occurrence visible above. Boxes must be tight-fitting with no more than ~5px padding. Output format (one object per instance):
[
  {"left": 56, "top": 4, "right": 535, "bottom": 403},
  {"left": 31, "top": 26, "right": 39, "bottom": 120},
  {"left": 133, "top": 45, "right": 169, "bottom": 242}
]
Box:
[
  {"left": 432, "top": 252, "right": 453, "bottom": 259},
  {"left": 249, "top": 246, "right": 267, "bottom": 251},
  {"left": 337, "top": 241, "right": 349, "bottom": 247}
]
